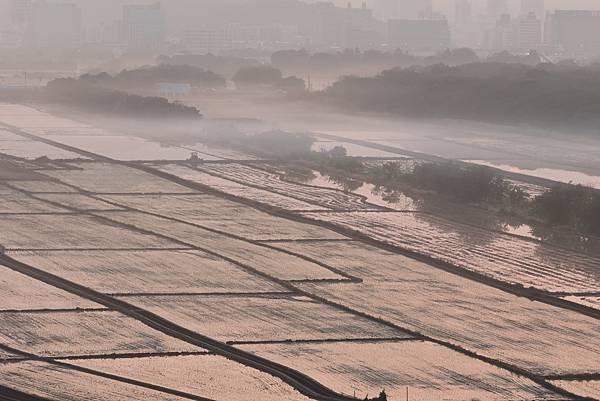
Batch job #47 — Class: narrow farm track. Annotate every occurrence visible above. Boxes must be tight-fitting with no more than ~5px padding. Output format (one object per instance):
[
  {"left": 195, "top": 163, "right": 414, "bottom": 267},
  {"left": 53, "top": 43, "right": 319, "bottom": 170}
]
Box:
[{"left": 0, "top": 254, "right": 358, "bottom": 401}]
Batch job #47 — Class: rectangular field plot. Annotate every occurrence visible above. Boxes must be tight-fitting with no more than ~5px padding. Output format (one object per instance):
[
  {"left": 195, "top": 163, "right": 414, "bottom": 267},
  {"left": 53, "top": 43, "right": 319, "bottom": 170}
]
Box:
[
  {"left": 0, "top": 214, "right": 177, "bottom": 250},
  {"left": 550, "top": 380, "right": 600, "bottom": 400},
  {"left": 34, "top": 193, "right": 125, "bottom": 211},
  {"left": 100, "top": 192, "right": 345, "bottom": 240},
  {"left": 0, "top": 139, "right": 87, "bottom": 160},
  {"left": 196, "top": 163, "right": 380, "bottom": 211},
  {"left": 0, "top": 114, "right": 90, "bottom": 129},
  {"left": 72, "top": 355, "right": 312, "bottom": 401},
  {"left": 7, "top": 180, "right": 79, "bottom": 193},
  {"left": 0, "top": 264, "right": 99, "bottom": 310},
  {"left": 95, "top": 211, "right": 345, "bottom": 280},
  {"left": 43, "top": 163, "right": 195, "bottom": 193},
  {"left": 10, "top": 250, "right": 284, "bottom": 294},
  {"left": 45, "top": 134, "right": 202, "bottom": 161},
  {"left": 0, "top": 361, "right": 190, "bottom": 401},
  {"left": 0, "top": 186, "right": 66, "bottom": 213},
  {"left": 0, "top": 310, "right": 200, "bottom": 357},
  {"left": 303, "top": 211, "right": 600, "bottom": 293},
  {"left": 562, "top": 296, "right": 600, "bottom": 311},
  {"left": 0, "top": 129, "right": 28, "bottom": 141},
  {"left": 121, "top": 294, "right": 404, "bottom": 343},
  {"left": 157, "top": 164, "right": 322, "bottom": 211},
  {"left": 240, "top": 341, "right": 562, "bottom": 401},
  {"left": 296, "top": 279, "right": 600, "bottom": 375}
]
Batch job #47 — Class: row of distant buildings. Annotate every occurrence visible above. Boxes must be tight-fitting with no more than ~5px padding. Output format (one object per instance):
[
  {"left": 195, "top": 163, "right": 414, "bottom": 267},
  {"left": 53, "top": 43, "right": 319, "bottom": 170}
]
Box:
[{"left": 1, "top": 0, "right": 600, "bottom": 59}]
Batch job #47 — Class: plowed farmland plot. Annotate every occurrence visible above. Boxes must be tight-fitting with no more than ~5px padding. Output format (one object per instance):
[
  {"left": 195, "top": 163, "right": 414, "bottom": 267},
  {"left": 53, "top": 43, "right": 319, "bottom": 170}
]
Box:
[
  {"left": 73, "top": 355, "right": 313, "bottom": 401},
  {"left": 562, "top": 296, "right": 600, "bottom": 311},
  {"left": 0, "top": 129, "right": 29, "bottom": 141},
  {"left": 240, "top": 341, "right": 563, "bottom": 401},
  {"left": 45, "top": 135, "right": 204, "bottom": 161},
  {"left": 0, "top": 186, "right": 66, "bottom": 213},
  {"left": 0, "top": 310, "right": 200, "bottom": 357},
  {"left": 100, "top": 193, "right": 345, "bottom": 241},
  {"left": 0, "top": 108, "right": 90, "bottom": 128},
  {"left": 278, "top": 240, "right": 600, "bottom": 375},
  {"left": 34, "top": 193, "right": 126, "bottom": 211},
  {"left": 0, "top": 349, "right": 19, "bottom": 360},
  {"left": 0, "top": 214, "right": 177, "bottom": 250},
  {"left": 295, "top": 282, "right": 600, "bottom": 375},
  {"left": 43, "top": 163, "right": 195, "bottom": 193},
  {"left": 94, "top": 211, "right": 345, "bottom": 281},
  {"left": 10, "top": 250, "right": 284, "bottom": 294},
  {"left": 157, "top": 164, "right": 321, "bottom": 211},
  {"left": 0, "top": 361, "right": 191, "bottom": 401},
  {"left": 302, "top": 211, "right": 600, "bottom": 293},
  {"left": 0, "top": 139, "right": 88, "bottom": 160},
  {"left": 0, "top": 264, "right": 99, "bottom": 310},
  {"left": 550, "top": 380, "right": 600, "bottom": 400},
  {"left": 196, "top": 163, "right": 379, "bottom": 210},
  {"left": 120, "top": 294, "right": 404, "bottom": 343},
  {"left": 7, "top": 180, "right": 79, "bottom": 193}
]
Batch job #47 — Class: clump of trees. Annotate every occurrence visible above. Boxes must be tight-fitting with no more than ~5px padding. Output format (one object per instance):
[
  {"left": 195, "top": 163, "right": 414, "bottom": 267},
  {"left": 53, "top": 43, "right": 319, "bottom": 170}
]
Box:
[
  {"left": 44, "top": 78, "right": 202, "bottom": 118},
  {"left": 368, "top": 161, "right": 525, "bottom": 204},
  {"left": 532, "top": 184, "right": 600, "bottom": 235},
  {"left": 232, "top": 65, "right": 305, "bottom": 93},
  {"left": 159, "top": 53, "right": 260, "bottom": 78},
  {"left": 79, "top": 64, "right": 227, "bottom": 90},
  {"left": 320, "top": 62, "right": 600, "bottom": 131}
]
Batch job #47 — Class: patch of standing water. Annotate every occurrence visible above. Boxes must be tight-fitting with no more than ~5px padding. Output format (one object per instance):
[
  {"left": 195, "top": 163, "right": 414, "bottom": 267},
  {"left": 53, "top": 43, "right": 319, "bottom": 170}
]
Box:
[{"left": 302, "top": 171, "right": 419, "bottom": 210}]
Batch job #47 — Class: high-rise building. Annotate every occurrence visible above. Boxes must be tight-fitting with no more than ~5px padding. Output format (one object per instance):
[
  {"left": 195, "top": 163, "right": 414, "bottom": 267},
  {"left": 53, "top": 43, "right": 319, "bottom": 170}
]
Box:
[
  {"left": 388, "top": 19, "right": 450, "bottom": 51},
  {"left": 518, "top": 12, "right": 542, "bottom": 50},
  {"left": 122, "top": 2, "right": 165, "bottom": 50},
  {"left": 455, "top": 0, "right": 472, "bottom": 25},
  {"left": 28, "top": 1, "right": 81, "bottom": 51},
  {"left": 487, "top": 0, "right": 509, "bottom": 21},
  {"left": 521, "top": 0, "right": 544, "bottom": 18},
  {"left": 375, "top": 0, "right": 433, "bottom": 21},
  {"left": 10, "top": 0, "right": 32, "bottom": 27},
  {"left": 547, "top": 10, "right": 600, "bottom": 56}
]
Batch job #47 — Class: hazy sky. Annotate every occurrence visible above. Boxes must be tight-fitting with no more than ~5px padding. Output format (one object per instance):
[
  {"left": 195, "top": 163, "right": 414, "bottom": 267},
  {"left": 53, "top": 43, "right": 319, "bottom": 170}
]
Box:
[{"left": 1, "top": 0, "right": 600, "bottom": 30}]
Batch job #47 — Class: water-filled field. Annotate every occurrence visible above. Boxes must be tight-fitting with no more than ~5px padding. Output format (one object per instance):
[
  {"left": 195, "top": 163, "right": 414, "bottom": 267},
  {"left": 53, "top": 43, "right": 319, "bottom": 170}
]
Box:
[
  {"left": 196, "top": 163, "right": 380, "bottom": 210},
  {"left": 157, "top": 164, "right": 322, "bottom": 211},
  {"left": 302, "top": 211, "right": 600, "bottom": 293}
]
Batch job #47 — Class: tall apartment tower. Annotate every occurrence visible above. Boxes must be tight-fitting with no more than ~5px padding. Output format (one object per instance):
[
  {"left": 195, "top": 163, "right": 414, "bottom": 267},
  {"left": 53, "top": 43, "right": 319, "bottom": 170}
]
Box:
[
  {"left": 122, "top": 2, "right": 166, "bottom": 50},
  {"left": 521, "top": 0, "right": 545, "bottom": 18}
]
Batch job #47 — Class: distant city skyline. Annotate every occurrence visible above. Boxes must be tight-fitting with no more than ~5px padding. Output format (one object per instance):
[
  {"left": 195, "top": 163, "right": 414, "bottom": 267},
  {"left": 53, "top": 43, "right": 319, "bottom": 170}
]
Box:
[{"left": 2, "top": 0, "right": 600, "bottom": 30}]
